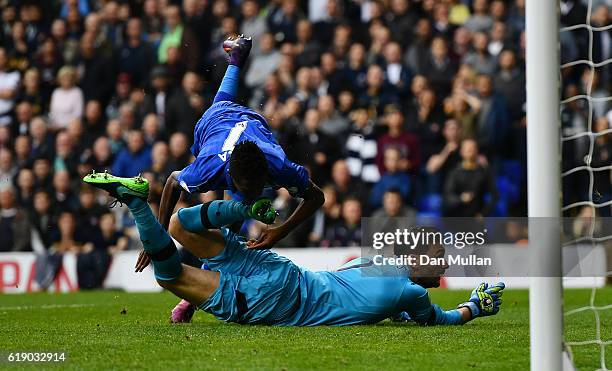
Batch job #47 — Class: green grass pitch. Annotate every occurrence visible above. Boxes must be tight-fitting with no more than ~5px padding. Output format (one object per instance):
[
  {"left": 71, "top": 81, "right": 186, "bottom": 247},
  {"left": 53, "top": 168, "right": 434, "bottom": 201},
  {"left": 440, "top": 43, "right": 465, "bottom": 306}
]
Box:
[{"left": 1, "top": 288, "right": 610, "bottom": 370}]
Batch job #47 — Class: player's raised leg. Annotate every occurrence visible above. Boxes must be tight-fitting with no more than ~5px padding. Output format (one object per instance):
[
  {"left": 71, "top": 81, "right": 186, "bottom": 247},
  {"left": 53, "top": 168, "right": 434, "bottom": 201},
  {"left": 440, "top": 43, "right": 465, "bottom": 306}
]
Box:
[
  {"left": 213, "top": 35, "right": 252, "bottom": 104},
  {"left": 82, "top": 171, "right": 221, "bottom": 306},
  {"left": 169, "top": 198, "right": 275, "bottom": 260}
]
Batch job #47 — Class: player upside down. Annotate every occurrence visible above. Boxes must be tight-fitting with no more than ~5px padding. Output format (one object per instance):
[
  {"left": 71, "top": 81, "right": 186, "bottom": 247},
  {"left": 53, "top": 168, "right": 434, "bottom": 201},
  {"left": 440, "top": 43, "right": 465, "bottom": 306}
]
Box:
[
  {"left": 134, "top": 35, "right": 326, "bottom": 322},
  {"left": 83, "top": 173, "right": 505, "bottom": 326}
]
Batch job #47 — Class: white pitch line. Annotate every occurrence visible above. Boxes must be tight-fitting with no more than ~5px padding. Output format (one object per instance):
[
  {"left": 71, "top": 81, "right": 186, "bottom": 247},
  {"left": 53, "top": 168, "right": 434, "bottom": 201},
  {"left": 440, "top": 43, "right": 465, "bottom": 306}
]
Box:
[{"left": 0, "top": 303, "right": 97, "bottom": 311}]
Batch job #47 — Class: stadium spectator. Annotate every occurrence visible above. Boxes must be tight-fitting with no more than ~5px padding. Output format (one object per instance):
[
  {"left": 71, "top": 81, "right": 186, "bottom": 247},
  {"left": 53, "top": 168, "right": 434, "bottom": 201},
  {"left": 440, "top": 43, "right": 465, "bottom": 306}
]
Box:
[
  {"left": 323, "top": 197, "right": 362, "bottom": 247},
  {"left": 494, "top": 49, "right": 526, "bottom": 122},
  {"left": 358, "top": 64, "right": 397, "bottom": 116},
  {"left": 167, "top": 132, "right": 191, "bottom": 171},
  {"left": 345, "top": 106, "right": 380, "bottom": 186},
  {"left": 76, "top": 186, "right": 108, "bottom": 238},
  {"left": 344, "top": 43, "right": 367, "bottom": 92},
  {"left": 464, "top": 0, "right": 493, "bottom": 32},
  {"left": 293, "top": 20, "right": 320, "bottom": 68},
  {"left": 383, "top": 41, "right": 411, "bottom": 98},
  {"left": 106, "top": 119, "right": 125, "bottom": 155},
  {"left": 474, "top": 73, "right": 509, "bottom": 157},
  {"left": 95, "top": 212, "right": 129, "bottom": 254},
  {"left": 7, "top": 21, "right": 31, "bottom": 73},
  {"left": 369, "top": 146, "right": 411, "bottom": 210},
  {"left": 52, "top": 169, "right": 78, "bottom": 212},
  {"left": 308, "top": 185, "right": 341, "bottom": 246},
  {"left": 76, "top": 31, "right": 115, "bottom": 104},
  {"left": 13, "top": 134, "right": 32, "bottom": 168},
  {"left": 317, "top": 94, "right": 349, "bottom": 136},
  {"left": 267, "top": 0, "right": 301, "bottom": 44},
  {"left": 142, "top": 0, "right": 164, "bottom": 43},
  {"left": 106, "top": 74, "right": 133, "bottom": 120},
  {"left": 462, "top": 32, "right": 497, "bottom": 76},
  {"left": 14, "top": 101, "right": 33, "bottom": 136},
  {"left": 158, "top": 5, "right": 200, "bottom": 71},
  {"left": 117, "top": 18, "right": 154, "bottom": 88},
  {"left": 49, "top": 66, "right": 84, "bottom": 130},
  {"left": 0, "top": 186, "right": 31, "bottom": 252},
  {"left": 488, "top": 21, "right": 509, "bottom": 57},
  {"left": 432, "top": 3, "right": 455, "bottom": 40},
  {"left": 330, "top": 159, "right": 367, "bottom": 203},
  {"left": 29, "top": 190, "right": 55, "bottom": 249},
  {"left": 15, "top": 168, "right": 35, "bottom": 207},
  {"left": 142, "top": 113, "right": 162, "bottom": 145},
  {"left": 387, "top": 0, "right": 418, "bottom": 48},
  {"left": 88, "top": 137, "right": 113, "bottom": 172},
  {"left": 424, "top": 37, "right": 456, "bottom": 98},
  {"left": 17, "top": 68, "right": 44, "bottom": 115},
  {"left": 82, "top": 100, "right": 105, "bottom": 147},
  {"left": 111, "top": 130, "right": 151, "bottom": 177},
  {"left": 443, "top": 139, "right": 497, "bottom": 217},
  {"left": 166, "top": 72, "right": 204, "bottom": 139},
  {"left": 29, "top": 116, "right": 53, "bottom": 160},
  {"left": 32, "top": 158, "right": 52, "bottom": 193},
  {"left": 407, "top": 87, "right": 444, "bottom": 160},
  {"left": 143, "top": 65, "right": 171, "bottom": 122},
  {"left": 426, "top": 119, "right": 463, "bottom": 193},
  {"left": 241, "top": 0, "right": 268, "bottom": 55},
  {"left": 78, "top": 212, "right": 126, "bottom": 289},
  {"left": 376, "top": 105, "right": 420, "bottom": 174},
  {"left": 405, "top": 18, "right": 432, "bottom": 75},
  {"left": 245, "top": 33, "right": 282, "bottom": 90},
  {"left": 293, "top": 108, "right": 339, "bottom": 185},
  {"left": 34, "top": 38, "right": 63, "bottom": 99},
  {"left": 147, "top": 141, "right": 172, "bottom": 201},
  {"left": 370, "top": 188, "right": 416, "bottom": 219},
  {"left": 51, "top": 211, "right": 86, "bottom": 253},
  {"left": 53, "top": 130, "right": 79, "bottom": 176},
  {"left": 0, "top": 47, "right": 20, "bottom": 127},
  {"left": 0, "top": 147, "right": 17, "bottom": 188}
]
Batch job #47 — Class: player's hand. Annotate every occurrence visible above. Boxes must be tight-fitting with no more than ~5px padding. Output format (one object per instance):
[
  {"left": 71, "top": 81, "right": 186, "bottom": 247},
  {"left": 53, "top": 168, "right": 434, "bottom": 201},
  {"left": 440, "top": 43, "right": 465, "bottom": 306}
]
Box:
[
  {"left": 458, "top": 282, "right": 505, "bottom": 318},
  {"left": 247, "top": 226, "right": 286, "bottom": 249},
  {"left": 134, "top": 249, "right": 151, "bottom": 272}
]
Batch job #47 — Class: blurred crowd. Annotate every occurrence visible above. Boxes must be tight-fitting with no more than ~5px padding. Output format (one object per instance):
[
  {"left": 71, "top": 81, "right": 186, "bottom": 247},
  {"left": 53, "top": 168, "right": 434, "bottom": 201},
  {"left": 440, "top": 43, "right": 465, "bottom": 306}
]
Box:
[{"left": 0, "top": 0, "right": 611, "bottom": 288}]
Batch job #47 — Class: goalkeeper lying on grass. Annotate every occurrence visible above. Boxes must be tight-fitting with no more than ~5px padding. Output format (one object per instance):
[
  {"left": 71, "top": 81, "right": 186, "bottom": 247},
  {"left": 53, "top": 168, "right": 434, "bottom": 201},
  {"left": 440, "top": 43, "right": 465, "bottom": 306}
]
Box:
[{"left": 83, "top": 173, "right": 504, "bottom": 326}]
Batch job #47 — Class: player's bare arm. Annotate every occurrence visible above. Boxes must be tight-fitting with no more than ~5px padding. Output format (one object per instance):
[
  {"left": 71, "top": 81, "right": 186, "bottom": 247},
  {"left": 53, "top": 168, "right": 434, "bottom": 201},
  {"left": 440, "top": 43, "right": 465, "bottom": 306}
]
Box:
[{"left": 249, "top": 180, "right": 324, "bottom": 249}]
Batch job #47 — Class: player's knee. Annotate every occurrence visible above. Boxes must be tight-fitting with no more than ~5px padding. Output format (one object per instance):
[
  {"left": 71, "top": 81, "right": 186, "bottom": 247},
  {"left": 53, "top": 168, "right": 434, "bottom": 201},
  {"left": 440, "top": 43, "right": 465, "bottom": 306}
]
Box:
[{"left": 168, "top": 213, "right": 184, "bottom": 239}]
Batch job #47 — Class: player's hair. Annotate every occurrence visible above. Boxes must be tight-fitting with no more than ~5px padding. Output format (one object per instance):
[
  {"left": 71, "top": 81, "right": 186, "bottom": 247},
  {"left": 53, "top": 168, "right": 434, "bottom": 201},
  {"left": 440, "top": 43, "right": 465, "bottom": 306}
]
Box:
[{"left": 229, "top": 140, "right": 268, "bottom": 181}]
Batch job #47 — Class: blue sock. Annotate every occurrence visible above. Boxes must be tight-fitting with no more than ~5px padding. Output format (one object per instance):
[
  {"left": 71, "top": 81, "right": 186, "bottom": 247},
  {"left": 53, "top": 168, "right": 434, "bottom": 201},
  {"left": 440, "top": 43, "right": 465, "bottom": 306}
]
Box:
[
  {"left": 177, "top": 200, "right": 249, "bottom": 233},
  {"left": 213, "top": 65, "right": 240, "bottom": 103},
  {"left": 126, "top": 197, "right": 182, "bottom": 281}
]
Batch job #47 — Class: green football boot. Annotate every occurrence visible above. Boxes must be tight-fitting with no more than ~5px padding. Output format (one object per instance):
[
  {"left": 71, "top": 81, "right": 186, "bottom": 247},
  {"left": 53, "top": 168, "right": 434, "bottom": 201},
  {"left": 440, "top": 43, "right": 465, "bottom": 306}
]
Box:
[
  {"left": 82, "top": 170, "right": 149, "bottom": 202},
  {"left": 248, "top": 198, "right": 277, "bottom": 225}
]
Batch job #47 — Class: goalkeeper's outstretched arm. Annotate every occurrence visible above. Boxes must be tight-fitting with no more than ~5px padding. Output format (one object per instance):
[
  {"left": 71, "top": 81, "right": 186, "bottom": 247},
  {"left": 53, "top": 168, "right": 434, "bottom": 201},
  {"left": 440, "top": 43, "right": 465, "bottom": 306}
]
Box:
[{"left": 407, "top": 282, "right": 505, "bottom": 326}]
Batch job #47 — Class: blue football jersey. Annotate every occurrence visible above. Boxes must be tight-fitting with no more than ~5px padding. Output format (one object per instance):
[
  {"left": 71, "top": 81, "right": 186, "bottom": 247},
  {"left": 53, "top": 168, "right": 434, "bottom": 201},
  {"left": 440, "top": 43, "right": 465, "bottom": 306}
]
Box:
[{"left": 176, "top": 101, "right": 310, "bottom": 200}]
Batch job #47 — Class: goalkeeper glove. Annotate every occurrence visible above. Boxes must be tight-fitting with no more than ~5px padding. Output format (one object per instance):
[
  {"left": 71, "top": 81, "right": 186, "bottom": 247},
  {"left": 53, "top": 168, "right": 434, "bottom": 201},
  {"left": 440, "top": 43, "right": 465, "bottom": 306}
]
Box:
[{"left": 458, "top": 282, "right": 505, "bottom": 319}]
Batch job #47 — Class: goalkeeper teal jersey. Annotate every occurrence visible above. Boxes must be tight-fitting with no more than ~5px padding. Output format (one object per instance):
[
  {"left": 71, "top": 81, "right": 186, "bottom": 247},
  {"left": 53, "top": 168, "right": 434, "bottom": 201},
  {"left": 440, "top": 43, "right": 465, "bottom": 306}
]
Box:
[{"left": 199, "top": 229, "right": 463, "bottom": 326}]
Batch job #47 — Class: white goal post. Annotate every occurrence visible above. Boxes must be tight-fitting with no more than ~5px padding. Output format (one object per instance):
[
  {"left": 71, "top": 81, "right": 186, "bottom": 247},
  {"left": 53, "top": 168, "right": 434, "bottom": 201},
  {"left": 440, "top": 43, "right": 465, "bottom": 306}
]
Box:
[{"left": 526, "top": 0, "right": 564, "bottom": 370}]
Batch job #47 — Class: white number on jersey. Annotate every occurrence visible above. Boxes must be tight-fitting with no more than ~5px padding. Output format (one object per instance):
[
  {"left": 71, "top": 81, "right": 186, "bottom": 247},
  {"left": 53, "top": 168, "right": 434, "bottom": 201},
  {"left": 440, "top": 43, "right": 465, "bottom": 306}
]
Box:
[{"left": 218, "top": 121, "right": 248, "bottom": 161}]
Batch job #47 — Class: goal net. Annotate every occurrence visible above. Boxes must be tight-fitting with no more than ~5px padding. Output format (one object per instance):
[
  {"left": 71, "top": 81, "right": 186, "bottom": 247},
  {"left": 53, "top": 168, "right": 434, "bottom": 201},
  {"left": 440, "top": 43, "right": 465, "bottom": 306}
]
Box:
[{"left": 560, "top": 0, "right": 612, "bottom": 369}]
